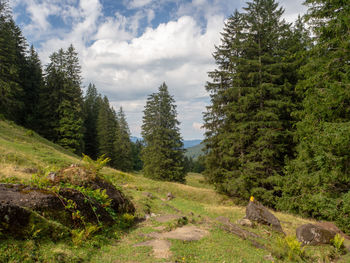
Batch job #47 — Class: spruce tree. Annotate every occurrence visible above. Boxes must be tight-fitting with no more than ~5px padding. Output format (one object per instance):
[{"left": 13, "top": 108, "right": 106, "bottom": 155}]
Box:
[
  {"left": 0, "top": 0, "right": 25, "bottom": 121},
  {"left": 23, "top": 45, "right": 43, "bottom": 130},
  {"left": 96, "top": 96, "right": 117, "bottom": 161},
  {"left": 83, "top": 83, "right": 100, "bottom": 159},
  {"left": 113, "top": 107, "right": 133, "bottom": 171},
  {"left": 141, "top": 83, "right": 185, "bottom": 182},
  {"left": 40, "top": 46, "right": 84, "bottom": 153},
  {"left": 131, "top": 140, "right": 143, "bottom": 171},
  {"left": 204, "top": 0, "right": 300, "bottom": 206},
  {"left": 278, "top": 0, "right": 350, "bottom": 231}
]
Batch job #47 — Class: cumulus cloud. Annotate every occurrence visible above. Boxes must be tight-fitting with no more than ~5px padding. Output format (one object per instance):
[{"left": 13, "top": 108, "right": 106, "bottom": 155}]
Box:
[
  {"left": 10, "top": 0, "right": 307, "bottom": 139},
  {"left": 193, "top": 122, "right": 203, "bottom": 131}
]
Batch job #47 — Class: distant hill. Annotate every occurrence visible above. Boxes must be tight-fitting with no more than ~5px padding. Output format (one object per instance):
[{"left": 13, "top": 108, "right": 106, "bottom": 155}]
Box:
[
  {"left": 183, "top": 139, "right": 202, "bottom": 149},
  {"left": 131, "top": 136, "right": 202, "bottom": 149},
  {"left": 185, "top": 142, "right": 205, "bottom": 160}
]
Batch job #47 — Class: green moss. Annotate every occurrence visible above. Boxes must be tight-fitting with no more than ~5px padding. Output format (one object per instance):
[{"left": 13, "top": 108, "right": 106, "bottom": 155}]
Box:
[{"left": 23, "top": 210, "right": 70, "bottom": 241}]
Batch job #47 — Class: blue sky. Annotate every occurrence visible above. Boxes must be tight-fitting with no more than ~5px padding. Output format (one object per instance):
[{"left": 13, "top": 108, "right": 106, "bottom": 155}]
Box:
[{"left": 9, "top": 0, "right": 306, "bottom": 139}]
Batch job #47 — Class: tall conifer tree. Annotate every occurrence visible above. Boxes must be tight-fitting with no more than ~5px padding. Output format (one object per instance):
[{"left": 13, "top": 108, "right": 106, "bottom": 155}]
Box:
[
  {"left": 40, "top": 45, "right": 84, "bottom": 153},
  {"left": 279, "top": 0, "right": 350, "bottom": 231},
  {"left": 23, "top": 45, "right": 43, "bottom": 130},
  {"left": 204, "top": 0, "right": 300, "bottom": 206},
  {"left": 0, "top": 0, "right": 25, "bottom": 121},
  {"left": 83, "top": 83, "right": 100, "bottom": 159},
  {"left": 96, "top": 96, "right": 117, "bottom": 160},
  {"left": 141, "top": 83, "right": 185, "bottom": 182},
  {"left": 113, "top": 107, "right": 133, "bottom": 171}
]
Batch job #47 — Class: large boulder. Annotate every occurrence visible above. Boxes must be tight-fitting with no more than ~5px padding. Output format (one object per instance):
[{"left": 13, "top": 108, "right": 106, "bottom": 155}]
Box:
[
  {"left": 246, "top": 200, "right": 284, "bottom": 233},
  {"left": 0, "top": 180, "right": 135, "bottom": 230},
  {"left": 296, "top": 223, "right": 337, "bottom": 245},
  {"left": 0, "top": 184, "right": 113, "bottom": 225},
  {"left": 51, "top": 166, "right": 135, "bottom": 214}
]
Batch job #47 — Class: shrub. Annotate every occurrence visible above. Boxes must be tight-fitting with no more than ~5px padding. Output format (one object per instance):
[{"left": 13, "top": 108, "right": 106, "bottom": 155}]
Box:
[{"left": 272, "top": 235, "right": 306, "bottom": 262}]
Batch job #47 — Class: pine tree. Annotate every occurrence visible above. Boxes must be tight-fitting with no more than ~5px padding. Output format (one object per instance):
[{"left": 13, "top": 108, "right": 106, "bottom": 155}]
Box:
[
  {"left": 113, "top": 107, "right": 133, "bottom": 171},
  {"left": 204, "top": 0, "right": 300, "bottom": 206},
  {"left": 278, "top": 0, "right": 350, "bottom": 231},
  {"left": 141, "top": 83, "right": 185, "bottom": 182}
]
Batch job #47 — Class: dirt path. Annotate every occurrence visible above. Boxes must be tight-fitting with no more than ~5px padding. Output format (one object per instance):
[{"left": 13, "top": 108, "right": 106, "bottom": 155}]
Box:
[{"left": 134, "top": 215, "right": 209, "bottom": 259}]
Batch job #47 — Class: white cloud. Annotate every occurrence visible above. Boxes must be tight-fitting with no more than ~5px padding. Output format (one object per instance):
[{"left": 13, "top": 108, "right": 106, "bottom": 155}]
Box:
[
  {"left": 192, "top": 122, "right": 203, "bottom": 131},
  {"left": 128, "top": 0, "right": 153, "bottom": 9}
]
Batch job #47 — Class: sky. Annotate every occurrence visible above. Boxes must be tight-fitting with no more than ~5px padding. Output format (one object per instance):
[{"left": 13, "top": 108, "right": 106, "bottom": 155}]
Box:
[{"left": 9, "top": 0, "right": 307, "bottom": 140}]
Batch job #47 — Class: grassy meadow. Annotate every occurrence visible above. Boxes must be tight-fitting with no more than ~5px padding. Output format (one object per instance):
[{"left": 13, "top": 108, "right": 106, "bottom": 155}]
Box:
[{"left": 0, "top": 119, "right": 349, "bottom": 263}]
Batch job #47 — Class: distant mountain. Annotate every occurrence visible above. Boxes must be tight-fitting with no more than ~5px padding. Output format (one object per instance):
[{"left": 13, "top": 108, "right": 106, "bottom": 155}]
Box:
[
  {"left": 130, "top": 137, "right": 202, "bottom": 149},
  {"left": 183, "top": 139, "right": 202, "bottom": 149},
  {"left": 185, "top": 142, "right": 205, "bottom": 160}
]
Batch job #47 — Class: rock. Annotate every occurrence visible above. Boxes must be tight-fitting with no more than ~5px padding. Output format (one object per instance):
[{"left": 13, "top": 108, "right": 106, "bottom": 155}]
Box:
[
  {"left": 316, "top": 221, "right": 350, "bottom": 240},
  {"left": 143, "top": 192, "right": 154, "bottom": 199},
  {"left": 22, "top": 167, "right": 38, "bottom": 174},
  {"left": 216, "top": 216, "right": 261, "bottom": 240},
  {"left": 0, "top": 181, "right": 134, "bottom": 228},
  {"left": 237, "top": 218, "right": 254, "bottom": 227},
  {"left": 166, "top": 192, "right": 174, "bottom": 201},
  {"left": 263, "top": 254, "right": 274, "bottom": 261},
  {"left": 89, "top": 178, "right": 135, "bottom": 214},
  {"left": 47, "top": 172, "right": 57, "bottom": 182},
  {"left": 246, "top": 200, "right": 284, "bottom": 233},
  {"left": 296, "top": 223, "right": 337, "bottom": 245},
  {"left": 0, "top": 201, "right": 69, "bottom": 239},
  {"left": 215, "top": 216, "right": 265, "bottom": 249},
  {"left": 0, "top": 202, "right": 31, "bottom": 235}
]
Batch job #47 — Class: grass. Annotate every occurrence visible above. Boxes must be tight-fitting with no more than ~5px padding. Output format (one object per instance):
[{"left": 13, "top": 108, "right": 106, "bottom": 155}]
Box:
[{"left": 1, "top": 119, "right": 350, "bottom": 262}]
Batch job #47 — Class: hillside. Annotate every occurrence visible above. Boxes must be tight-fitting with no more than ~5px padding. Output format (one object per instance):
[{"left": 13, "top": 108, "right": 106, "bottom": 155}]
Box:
[
  {"left": 0, "top": 120, "right": 349, "bottom": 263},
  {"left": 185, "top": 142, "right": 205, "bottom": 160}
]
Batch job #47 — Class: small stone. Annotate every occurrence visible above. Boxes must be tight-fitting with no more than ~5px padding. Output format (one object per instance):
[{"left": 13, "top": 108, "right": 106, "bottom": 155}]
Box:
[
  {"left": 143, "top": 192, "right": 154, "bottom": 199},
  {"left": 47, "top": 172, "right": 56, "bottom": 182},
  {"left": 263, "top": 254, "right": 274, "bottom": 261},
  {"left": 166, "top": 192, "right": 174, "bottom": 201},
  {"left": 237, "top": 218, "right": 254, "bottom": 227}
]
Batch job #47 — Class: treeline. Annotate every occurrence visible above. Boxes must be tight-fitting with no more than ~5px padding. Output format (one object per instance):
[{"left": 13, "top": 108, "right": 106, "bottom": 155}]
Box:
[
  {"left": 204, "top": 0, "right": 350, "bottom": 232},
  {"left": 0, "top": 1, "right": 141, "bottom": 172}
]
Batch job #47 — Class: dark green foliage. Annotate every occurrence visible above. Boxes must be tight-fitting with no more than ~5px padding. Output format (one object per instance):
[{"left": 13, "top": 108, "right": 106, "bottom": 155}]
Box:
[
  {"left": 96, "top": 96, "right": 117, "bottom": 161},
  {"left": 83, "top": 83, "right": 100, "bottom": 159},
  {"left": 0, "top": 1, "right": 25, "bottom": 121},
  {"left": 203, "top": 0, "right": 303, "bottom": 207},
  {"left": 278, "top": 0, "right": 350, "bottom": 231},
  {"left": 113, "top": 107, "right": 133, "bottom": 171},
  {"left": 39, "top": 45, "right": 84, "bottom": 154},
  {"left": 184, "top": 156, "right": 205, "bottom": 174},
  {"left": 131, "top": 140, "right": 143, "bottom": 171},
  {"left": 22, "top": 45, "right": 43, "bottom": 130},
  {"left": 141, "top": 83, "right": 185, "bottom": 182}
]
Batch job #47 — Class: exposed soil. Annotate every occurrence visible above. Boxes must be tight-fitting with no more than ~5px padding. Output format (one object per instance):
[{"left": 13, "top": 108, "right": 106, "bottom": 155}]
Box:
[
  {"left": 154, "top": 214, "right": 182, "bottom": 223},
  {"left": 134, "top": 221, "right": 209, "bottom": 259}
]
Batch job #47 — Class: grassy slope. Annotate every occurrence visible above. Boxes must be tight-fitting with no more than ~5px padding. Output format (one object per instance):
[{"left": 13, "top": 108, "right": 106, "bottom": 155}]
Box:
[
  {"left": 0, "top": 119, "right": 349, "bottom": 263},
  {"left": 184, "top": 143, "right": 205, "bottom": 160}
]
